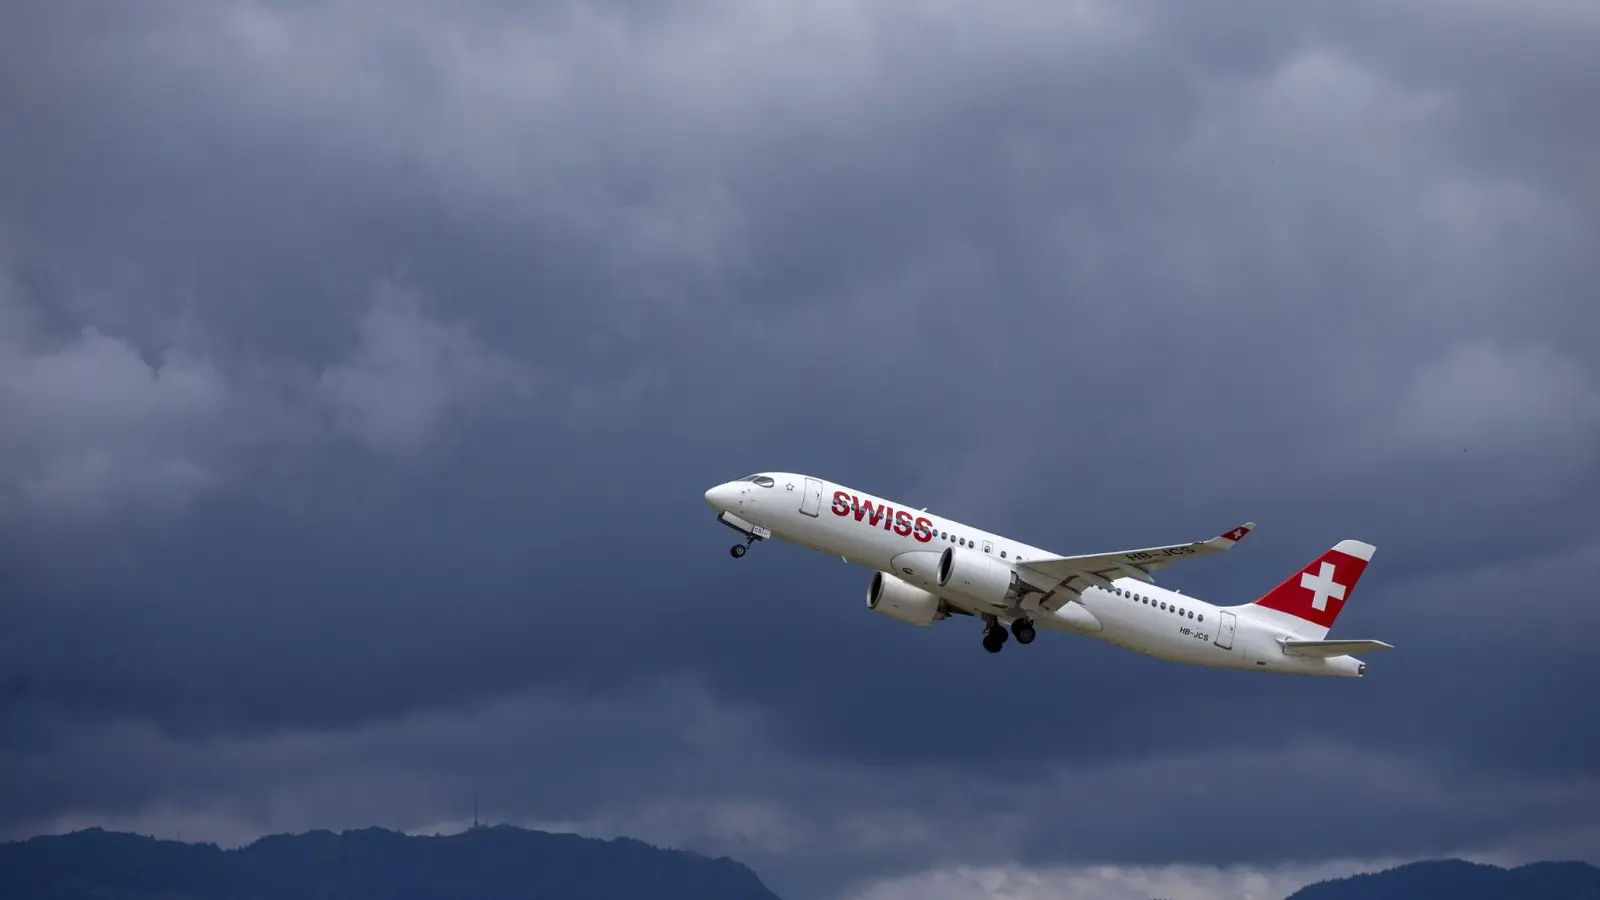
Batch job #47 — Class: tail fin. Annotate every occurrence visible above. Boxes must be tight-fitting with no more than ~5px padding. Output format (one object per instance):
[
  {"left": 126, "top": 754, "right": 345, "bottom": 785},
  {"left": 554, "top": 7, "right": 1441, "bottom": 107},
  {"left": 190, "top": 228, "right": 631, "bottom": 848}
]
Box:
[{"left": 1248, "top": 539, "right": 1375, "bottom": 639}]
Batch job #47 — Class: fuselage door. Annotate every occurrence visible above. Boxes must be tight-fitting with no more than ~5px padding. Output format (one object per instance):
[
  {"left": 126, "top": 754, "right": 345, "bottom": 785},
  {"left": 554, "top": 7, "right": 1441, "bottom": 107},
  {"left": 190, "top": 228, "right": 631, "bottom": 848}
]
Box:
[
  {"left": 800, "top": 477, "right": 823, "bottom": 518},
  {"left": 1214, "top": 611, "right": 1237, "bottom": 650}
]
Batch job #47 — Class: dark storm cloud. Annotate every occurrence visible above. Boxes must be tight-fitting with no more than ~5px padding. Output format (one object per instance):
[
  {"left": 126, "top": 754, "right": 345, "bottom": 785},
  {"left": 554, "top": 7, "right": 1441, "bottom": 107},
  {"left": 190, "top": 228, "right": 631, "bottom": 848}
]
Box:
[{"left": 2, "top": 1, "right": 1598, "bottom": 899}]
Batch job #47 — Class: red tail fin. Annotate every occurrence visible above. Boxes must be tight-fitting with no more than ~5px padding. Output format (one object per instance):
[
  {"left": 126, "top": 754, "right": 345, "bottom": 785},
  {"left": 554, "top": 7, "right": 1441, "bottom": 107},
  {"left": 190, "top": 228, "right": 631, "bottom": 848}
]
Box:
[{"left": 1251, "top": 540, "right": 1375, "bottom": 635}]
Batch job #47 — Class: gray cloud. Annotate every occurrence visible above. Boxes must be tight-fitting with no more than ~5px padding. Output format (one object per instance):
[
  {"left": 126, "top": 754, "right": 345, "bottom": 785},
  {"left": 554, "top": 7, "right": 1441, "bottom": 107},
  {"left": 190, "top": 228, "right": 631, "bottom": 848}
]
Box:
[
  {"left": 316, "top": 284, "right": 538, "bottom": 460},
  {"left": 1, "top": 0, "right": 1597, "bottom": 898},
  {"left": 0, "top": 286, "right": 227, "bottom": 524}
]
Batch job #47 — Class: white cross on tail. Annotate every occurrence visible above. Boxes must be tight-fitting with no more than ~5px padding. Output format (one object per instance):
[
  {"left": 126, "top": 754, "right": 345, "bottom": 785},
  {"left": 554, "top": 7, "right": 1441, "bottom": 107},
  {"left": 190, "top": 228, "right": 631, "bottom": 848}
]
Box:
[{"left": 1300, "top": 561, "right": 1347, "bottom": 611}]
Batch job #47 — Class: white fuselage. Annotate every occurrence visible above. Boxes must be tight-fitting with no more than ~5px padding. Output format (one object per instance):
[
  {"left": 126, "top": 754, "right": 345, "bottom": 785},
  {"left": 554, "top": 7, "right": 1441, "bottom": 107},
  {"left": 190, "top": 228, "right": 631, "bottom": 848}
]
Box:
[{"left": 706, "top": 473, "right": 1366, "bottom": 677}]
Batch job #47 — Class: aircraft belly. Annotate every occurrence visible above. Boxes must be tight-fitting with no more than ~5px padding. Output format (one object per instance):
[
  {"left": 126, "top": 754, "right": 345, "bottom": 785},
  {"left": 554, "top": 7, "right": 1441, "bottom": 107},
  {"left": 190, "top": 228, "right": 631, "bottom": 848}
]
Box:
[
  {"left": 768, "top": 508, "right": 844, "bottom": 558},
  {"left": 1036, "top": 600, "right": 1103, "bottom": 634},
  {"left": 785, "top": 509, "right": 903, "bottom": 570},
  {"left": 1081, "top": 593, "right": 1196, "bottom": 662}
]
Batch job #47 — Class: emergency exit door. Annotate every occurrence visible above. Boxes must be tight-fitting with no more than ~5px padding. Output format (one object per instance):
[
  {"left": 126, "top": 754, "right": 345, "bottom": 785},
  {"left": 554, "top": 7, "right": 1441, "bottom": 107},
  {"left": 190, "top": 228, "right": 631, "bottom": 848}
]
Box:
[
  {"left": 799, "top": 478, "right": 823, "bottom": 517},
  {"left": 1214, "top": 611, "right": 1237, "bottom": 650}
]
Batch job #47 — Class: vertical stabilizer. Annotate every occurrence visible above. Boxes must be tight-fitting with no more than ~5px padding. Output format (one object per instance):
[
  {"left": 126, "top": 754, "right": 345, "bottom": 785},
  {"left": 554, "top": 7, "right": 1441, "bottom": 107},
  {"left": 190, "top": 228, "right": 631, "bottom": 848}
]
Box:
[{"left": 1245, "top": 540, "right": 1375, "bottom": 639}]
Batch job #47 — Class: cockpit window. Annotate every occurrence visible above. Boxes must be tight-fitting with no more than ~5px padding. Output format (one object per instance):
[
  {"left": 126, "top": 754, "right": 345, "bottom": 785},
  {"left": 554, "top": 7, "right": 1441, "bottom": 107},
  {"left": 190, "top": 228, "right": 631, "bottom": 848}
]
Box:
[{"left": 744, "top": 475, "right": 776, "bottom": 487}]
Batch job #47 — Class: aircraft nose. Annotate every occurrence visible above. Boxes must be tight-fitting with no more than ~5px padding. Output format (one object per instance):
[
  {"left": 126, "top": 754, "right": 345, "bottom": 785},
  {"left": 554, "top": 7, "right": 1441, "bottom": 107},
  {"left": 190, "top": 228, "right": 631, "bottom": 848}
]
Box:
[{"left": 704, "top": 482, "right": 736, "bottom": 510}]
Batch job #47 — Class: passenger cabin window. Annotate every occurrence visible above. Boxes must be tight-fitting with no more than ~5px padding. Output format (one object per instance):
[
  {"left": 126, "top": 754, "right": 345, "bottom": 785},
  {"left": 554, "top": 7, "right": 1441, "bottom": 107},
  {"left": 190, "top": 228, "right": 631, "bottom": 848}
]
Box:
[{"left": 1000, "top": 551, "right": 1007, "bottom": 558}]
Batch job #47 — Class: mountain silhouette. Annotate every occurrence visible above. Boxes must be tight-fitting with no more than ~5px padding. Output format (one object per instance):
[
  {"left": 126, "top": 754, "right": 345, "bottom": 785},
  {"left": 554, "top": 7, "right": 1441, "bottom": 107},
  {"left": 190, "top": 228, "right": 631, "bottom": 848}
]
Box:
[
  {"left": 5, "top": 829, "right": 1597, "bottom": 900},
  {"left": 0, "top": 825, "right": 783, "bottom": 900},
  {"left": 1285, "top": 858, "right": 1600, "bottom": 900}
]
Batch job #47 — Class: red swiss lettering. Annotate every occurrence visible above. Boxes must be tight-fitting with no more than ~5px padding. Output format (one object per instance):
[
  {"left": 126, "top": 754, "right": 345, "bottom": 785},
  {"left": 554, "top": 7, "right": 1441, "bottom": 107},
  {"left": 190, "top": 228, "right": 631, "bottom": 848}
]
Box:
[
  {"left": 856, "top": 498, "right": 888, "bottom": 526},
  {"left": 833, "top": 493, "right": 936, "bottom": 544}
]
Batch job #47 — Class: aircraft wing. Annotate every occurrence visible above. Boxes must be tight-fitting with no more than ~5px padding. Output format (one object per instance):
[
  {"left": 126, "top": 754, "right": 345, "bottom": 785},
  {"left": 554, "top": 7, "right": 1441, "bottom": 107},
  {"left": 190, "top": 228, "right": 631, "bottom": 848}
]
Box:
[
  {"left": 1279, "top": 639, "right": 1394, "bottom": 658},
  {"left": 1019, "top": 522, "right": 1254, "bottom": 610}
]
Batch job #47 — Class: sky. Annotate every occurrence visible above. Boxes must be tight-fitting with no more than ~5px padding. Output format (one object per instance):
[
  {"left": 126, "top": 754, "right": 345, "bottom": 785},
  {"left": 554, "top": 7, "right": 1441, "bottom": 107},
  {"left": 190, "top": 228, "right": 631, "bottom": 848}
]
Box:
[{"left": 1, "top": 1, "right": 1598, "bottom": 899}]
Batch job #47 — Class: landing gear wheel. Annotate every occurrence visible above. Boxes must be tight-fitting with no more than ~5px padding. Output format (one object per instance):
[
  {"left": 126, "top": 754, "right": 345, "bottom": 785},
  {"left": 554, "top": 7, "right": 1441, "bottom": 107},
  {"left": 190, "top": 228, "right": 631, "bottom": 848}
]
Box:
[
  {"left": 981, "top": 618, "right": 1009, "bottom": 653},
  {"left": 1011, "top": 619, "right": 1036, "bottom": 645},
  {"left": 729, "top": 544, "right": 747, "bottom": 558}
]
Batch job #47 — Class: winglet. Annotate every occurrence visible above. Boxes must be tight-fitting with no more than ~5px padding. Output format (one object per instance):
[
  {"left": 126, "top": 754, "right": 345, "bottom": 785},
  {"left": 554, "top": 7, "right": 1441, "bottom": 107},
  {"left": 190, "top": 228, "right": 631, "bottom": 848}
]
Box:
[{"left": 1212, "top": 522, "right": 1256, "bottom": 546}]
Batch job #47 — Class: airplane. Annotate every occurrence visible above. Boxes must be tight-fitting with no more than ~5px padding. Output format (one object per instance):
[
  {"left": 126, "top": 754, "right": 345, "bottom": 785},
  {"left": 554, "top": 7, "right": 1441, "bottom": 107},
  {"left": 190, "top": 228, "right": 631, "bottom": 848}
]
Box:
[{"left": 704, "top": 472, "right": 1393, "bottom": 676}]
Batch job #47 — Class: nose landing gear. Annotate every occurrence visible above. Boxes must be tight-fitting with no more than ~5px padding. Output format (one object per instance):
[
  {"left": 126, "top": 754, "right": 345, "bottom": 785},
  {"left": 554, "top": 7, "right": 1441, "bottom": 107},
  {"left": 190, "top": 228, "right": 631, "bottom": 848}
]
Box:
[{"left": 717, "top": 511, "right": 768, "bottom": 559}]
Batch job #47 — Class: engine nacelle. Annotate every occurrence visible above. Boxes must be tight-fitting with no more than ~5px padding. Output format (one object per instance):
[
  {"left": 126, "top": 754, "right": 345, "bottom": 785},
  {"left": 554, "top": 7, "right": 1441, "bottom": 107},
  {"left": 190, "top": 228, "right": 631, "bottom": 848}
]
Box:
[
  {"left": 937, "top": 546, "right": 1021, "bottom": 607},
  {"left": 866, "top": 571, "right": 946, "bottom": 626}
]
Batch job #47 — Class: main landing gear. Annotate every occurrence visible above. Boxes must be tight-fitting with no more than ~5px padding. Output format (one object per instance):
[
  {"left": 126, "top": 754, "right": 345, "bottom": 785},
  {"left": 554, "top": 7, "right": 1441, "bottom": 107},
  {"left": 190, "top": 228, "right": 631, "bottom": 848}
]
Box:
[
  {"left": 981, "top": 615, "right": 1035, "bottom": 653},
  {"left": 729, "top": 539, "right": 752, "bottom": 558},
  {"left": 1012, "top": 618, "right": 1036, "bottom": 645}
]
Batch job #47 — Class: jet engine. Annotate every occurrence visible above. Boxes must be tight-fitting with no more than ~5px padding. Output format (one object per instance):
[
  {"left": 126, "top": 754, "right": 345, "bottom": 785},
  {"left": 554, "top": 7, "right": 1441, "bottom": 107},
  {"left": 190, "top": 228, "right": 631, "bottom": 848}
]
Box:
[
  {"left": 937, "top": 546, "right": 1021, "bottom": 607},
  {"left": 866, "top": 571, "right": 946, "bottom": 626}
]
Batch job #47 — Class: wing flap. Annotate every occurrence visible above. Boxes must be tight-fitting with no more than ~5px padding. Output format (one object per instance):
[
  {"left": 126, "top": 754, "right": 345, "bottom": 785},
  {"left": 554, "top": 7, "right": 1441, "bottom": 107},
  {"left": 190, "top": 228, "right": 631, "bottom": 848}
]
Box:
[{"left": 1279, "top": 639, "right": 1394, "bottom": 658}]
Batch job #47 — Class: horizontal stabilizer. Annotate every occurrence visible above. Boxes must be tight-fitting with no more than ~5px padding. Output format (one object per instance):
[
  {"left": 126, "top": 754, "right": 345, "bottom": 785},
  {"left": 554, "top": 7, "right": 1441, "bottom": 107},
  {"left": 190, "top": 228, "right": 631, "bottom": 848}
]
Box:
[{"left": 1279, "top": 638, "right": 1394, "bottom": 658}]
